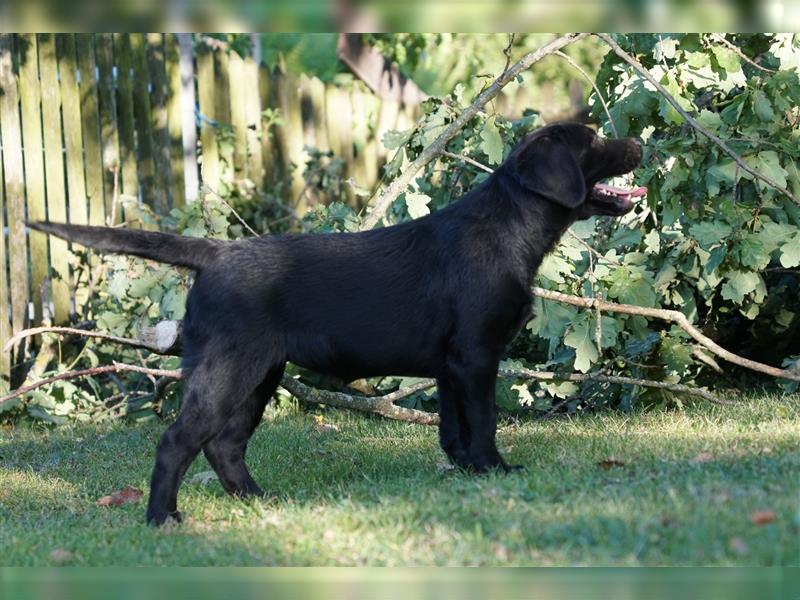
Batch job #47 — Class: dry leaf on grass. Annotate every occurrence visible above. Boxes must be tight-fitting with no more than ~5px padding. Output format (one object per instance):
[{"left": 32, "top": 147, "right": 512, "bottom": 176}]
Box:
[
  {"left": 597, "top": 458, "right": 625, "bottom": 469},
  {"left": 728, "top": 537, "right": 749, "bottom": 556},
  {"left": 188, "top": 470, "right": 219, "bottom": 486},
  {"left": 96, "top": 486, "right": 143, "bottom": 507},
  {"left": 751, "top": 510, "right": 776, "bottom": 525},
  {"left": 690, "top": 452, "right": 714, "bottom": 464},
  {"left": 48, "top": 548, "right": 73, "bottom": 564}
]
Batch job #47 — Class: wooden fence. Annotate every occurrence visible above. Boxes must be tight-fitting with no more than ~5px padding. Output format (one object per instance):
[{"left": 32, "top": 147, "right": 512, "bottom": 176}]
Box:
[{"left": 0, "top": 33, "right": 422, "bottom": 388}]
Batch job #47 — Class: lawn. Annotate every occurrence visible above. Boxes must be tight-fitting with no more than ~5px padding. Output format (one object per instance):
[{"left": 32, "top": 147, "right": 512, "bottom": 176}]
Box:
[{"left": 1, "top": 394, "right": 798, "bottom": 566}]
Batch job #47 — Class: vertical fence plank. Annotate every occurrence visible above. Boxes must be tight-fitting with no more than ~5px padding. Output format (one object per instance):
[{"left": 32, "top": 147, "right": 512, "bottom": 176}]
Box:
[
  {"left": 57, "top": 34, "right": 89, "bottom": 229},
  {"left": 146, "top": 33, "right": 173, "bottom": 213},
  {"left": 308, "top": 77, "right": 329, "bottom": 153},
  {"left": 258, "top": 63, "right": 275, "bottom": 185},
  {"left": 196, "top": 42, "right": 219, "bottom": 190},
  {"left": 0, "top": 34, "right": 29, "bottom": 372},
  {"left": 96, "top": 34, "right": 121, "bottom": 222},
  {"left": 113, "top": 33, "right": 139, "bottom": 208},
  {"left": 0, "top": 36, "right": 30, "bottom": 340},
  {"left": 38, "top": 34, "right": 71, "bottom": 323},
  {"left": 351, "top": 86, "right": 370, "bottom": 196},
  {"left": 375, "top": 98, "right": 400, "bottom": 163},
  {"left": 56, "top": 34, "right": 92, "bottom": 313},
  {"left": 325, "top": 85, "right": 354, "bottom": 206},
  {"left": 165, "top": 34, "right": 187, "bottom": 206},
  {"left": 213, "top": 47, "right": 233, "bottom": 187},
  {"left": 243, "top": 56, "right": 263, "bottom": 191},
  {"left": 0, "top": 123, "right": 9, "bottom": 387},
  {"left": 146, "top": 34, "right": 174, "bottom": 211},
  {"left": 362, "top": 91, "right": 380, "bottom": 190},
  {"left": 130, "top": 33, "right": 158, "bottom": 212},
  {"left": 17, "top": 34, "right": 47, "bottom": 325},
  {"left": 227, "top": 49, "right": 248, "bottom": 180},
  {"left": 273, "top": 67, "right": 306, "bottom": 211},
  {"left": 76, "top": 34, "right": 106, "bottom": 226},
  {"left": 298, "top": 74, "right": 316, "bottom": 151}
]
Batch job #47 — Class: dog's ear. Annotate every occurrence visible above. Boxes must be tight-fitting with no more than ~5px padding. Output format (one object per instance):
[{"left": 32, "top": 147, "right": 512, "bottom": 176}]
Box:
[{"left": 514, "top": 136, "right": 586, "bottom": 208}]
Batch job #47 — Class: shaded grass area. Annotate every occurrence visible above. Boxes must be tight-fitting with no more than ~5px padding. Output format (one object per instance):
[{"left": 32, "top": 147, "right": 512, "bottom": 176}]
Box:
[{"left": 1, "top": 395, "right": 798, "bottom": 566}]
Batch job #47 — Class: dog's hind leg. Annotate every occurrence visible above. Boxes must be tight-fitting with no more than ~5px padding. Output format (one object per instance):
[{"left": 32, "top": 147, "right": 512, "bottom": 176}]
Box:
[
  {"left": 145, "top": 353, "right": 273, "bottom": 526},
  {"left": 202, "top": 364, "right": 285, "bottom": 498}
]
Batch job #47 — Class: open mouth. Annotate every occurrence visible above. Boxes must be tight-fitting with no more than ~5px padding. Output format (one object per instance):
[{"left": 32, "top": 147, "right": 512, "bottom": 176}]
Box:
[{"left": 590, "top": 182, "right": 647, "bottom": 214}]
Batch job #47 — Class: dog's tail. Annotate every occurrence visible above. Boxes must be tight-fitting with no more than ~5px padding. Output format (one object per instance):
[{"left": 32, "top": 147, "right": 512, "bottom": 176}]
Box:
[{"left": 29, "top": 221, "right": 222, "bottom": 270}]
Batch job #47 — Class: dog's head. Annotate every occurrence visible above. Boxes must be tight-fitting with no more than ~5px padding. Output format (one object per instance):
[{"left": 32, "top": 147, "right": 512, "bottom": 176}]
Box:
[{"left": 509, "top": 122, "right": 645, "bottom": 218}]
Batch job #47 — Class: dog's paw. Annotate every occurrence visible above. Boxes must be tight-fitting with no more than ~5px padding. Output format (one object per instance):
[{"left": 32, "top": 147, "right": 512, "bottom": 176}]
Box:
[
  {"left": 502, "top": 463, "right": 526, "bottom": 474},
  {"left": 146, "top": 507, "right": 182, "bottom": 527}
]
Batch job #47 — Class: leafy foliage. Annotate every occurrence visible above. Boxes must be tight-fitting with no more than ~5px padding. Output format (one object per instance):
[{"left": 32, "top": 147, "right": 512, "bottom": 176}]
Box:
[{"left": 10, "top": 34, "right": 800, "bottom": 425}]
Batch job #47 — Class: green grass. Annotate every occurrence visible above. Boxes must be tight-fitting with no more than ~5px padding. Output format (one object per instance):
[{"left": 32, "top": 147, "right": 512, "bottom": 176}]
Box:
[{"left": 1, "top": 395, "right": 798, "bottom": 566}]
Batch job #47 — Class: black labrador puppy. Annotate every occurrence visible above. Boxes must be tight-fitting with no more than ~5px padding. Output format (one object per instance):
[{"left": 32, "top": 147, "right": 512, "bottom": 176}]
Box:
[{"left": 32, "top": 122, "right": 645, "bottom": 525}]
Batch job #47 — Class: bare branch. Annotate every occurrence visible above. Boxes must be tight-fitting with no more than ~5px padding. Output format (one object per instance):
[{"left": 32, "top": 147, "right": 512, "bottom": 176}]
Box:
[
  {"left": 4, "top": 326, "right": 159, "bottom": 354},
  {"left": 708, "top": 34, "right": 776, "bottom": 74},
  {"left": 532, "top": 286, "right": 800, "bottom": 382},
  {"left": 279, "top": 376, "right": 439, "bottom": 426},
  {"left": 498, "top": 367, "right": 729, "bottom": 405},
  {"left": 0, "top": 363, "right": 182, "bottom": 406},
  {"left": 441, "top": 151, "right": 495, "bottom": 174},
  {"left": 201, "top": 184, "right": 259, "bottom": 237},
  {"left": 360, "top": 33, "right": 589, "bottom": 230},
  {"left": 595, "top": 33, "right": 800, "bottom": 206},
  {"left": 553, "top": 50, "right": 618, "bottom": 138}
]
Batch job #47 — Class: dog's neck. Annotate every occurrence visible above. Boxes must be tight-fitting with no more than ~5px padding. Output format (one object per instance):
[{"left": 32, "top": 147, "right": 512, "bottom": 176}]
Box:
[{"left": 480, "top": 169, "right": 576, "bottom": 278}]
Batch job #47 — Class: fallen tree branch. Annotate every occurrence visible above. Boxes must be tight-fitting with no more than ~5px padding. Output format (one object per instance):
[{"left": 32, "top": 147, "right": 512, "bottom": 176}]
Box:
[
  {"left": 360, "top": 32, "right": 589, "bottom": 230},
  {"left": 0, "top": 362, "right": 182, "bottom": 406},
  {"left": 279, "top": 376, "right": 439, "bottom": 426},
  {"left": 2, "top": 317, "right": 729, "bottom": 414},
  {"left": 4, "top": 325, "right": 157, "bottom": 354},
  {"left": 595, "top": 33, "right": 800, "bottom": 206},
  {"left": 532, "top": 286, "right": 800, "bottom": 382},
  {"left": 498, "top": 367, "right": 729, "bottom": 405}
]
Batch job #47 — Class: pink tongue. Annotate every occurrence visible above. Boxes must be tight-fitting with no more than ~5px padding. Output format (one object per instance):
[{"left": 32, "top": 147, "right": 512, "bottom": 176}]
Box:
[{"left": 594, "top": 182, "right": 647, "bottom": 197}]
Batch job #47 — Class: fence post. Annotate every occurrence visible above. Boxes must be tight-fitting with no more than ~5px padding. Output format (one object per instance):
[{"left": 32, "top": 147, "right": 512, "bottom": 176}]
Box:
[
  {"left": 38, "top": 34, "right": 71, "bottom": 323},
  {"left": 243, "top": 56, "right": 264, "bottom": 191},
  {"left": 166, "top": 34, "right": 189, "bottom": 206},
  {"left": 196, "top": 41, "right": 219, "bottom": 191},
  {"left": 113, "top": 33, "right": 140, "bottom": 212},
  {"left": 76, "top": 34, "right": 106, "bottom": 227},
  {"left": 96, "top": 34, "right": 121, "bottom": 223},
  {"left": 17, "top": 34, "right": 48, "bottom": 326},
  {"left": 146, "top": 33, "right": 174, "bottom": 212}
]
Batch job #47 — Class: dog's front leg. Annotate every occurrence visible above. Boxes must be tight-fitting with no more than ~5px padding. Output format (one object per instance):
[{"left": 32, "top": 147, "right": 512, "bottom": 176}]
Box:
[
  {"left": 445, "top": 355, "right": 521, "bottom": 473},
  {"left": 436, "top": 375, "right": 471, "bottom": 468}
]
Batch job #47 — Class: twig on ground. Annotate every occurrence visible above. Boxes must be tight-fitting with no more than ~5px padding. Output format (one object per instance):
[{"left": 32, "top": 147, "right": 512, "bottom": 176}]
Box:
[
  {"left": 360, "top": 33, "right": 589, "bottom": 230},
  {"left": 595, "top": 33, "right": 800, "bottom": 206}
]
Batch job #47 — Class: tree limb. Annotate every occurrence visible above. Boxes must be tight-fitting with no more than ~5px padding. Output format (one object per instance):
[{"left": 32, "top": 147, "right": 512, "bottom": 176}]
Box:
[
  {"left": 595, "top": 33, "right": 800, "bottom": 206},
  {"left": 532, "top": 286, "right": 800, "bottom": 382},
  {"left": 553, "top": 50, "right": 618, "bottom": 138},
  {"left": 2, "top": 317, "right": 730, "bottom": 415},
  {"left": 708, "top": 34, "right": 776, "bottom": 74},
  {"left": 360, "top": 32, "right": 589, "bottom": 230}
]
